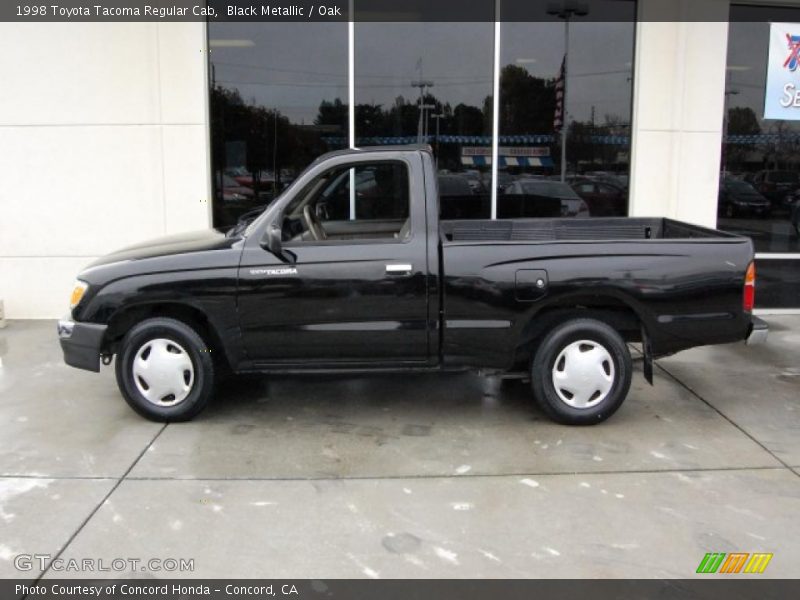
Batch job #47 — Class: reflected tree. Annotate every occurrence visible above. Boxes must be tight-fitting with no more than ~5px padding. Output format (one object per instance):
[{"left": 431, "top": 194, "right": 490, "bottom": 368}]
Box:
[{"left": 725, "top": 106, "right": 761, "bottom": 172}]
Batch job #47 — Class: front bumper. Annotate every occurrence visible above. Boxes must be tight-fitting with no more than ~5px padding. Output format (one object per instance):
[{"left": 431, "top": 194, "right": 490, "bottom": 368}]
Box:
[
  {"left": 746, "top": 316, "right": 769, "bottom": 346},
  {"left": 58, "top": 319, "right": 107, "bottom": 372}
]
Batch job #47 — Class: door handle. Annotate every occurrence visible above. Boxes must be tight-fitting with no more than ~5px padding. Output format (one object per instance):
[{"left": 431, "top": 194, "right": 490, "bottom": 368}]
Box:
[{"left": 386, "top": 263, "right": 413, "bottom": 275}]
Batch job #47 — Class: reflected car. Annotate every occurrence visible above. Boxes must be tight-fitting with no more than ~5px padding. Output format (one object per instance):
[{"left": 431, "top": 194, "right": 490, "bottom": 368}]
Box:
[
  {"left": 224, "top": 166, "right": 255, "bottom": 188},
  {"left": 438, "top": 174, "right": 474, "bottom": 197},
  {"left": 462, "top": 170, "right": 487, "bottom": 194},
  {"left": 225, "top": 166, "right": 279, "bottom": 198},
  {"left": 584, "top": 171, "right": 629, "bottom": 191},
  {"left": 779, "top": 189, "right": 800, "bottom": 234},
  {"left": 570, "top": 177, "right": 627, "bottom": 217},
  {"left": 751, "top": 170, "right": 800, "bottom": 206},
  {"left": 221, "top": 174, "right": 255, "bottom": 203},
  {"left": 505, "top": 179, "right": 590, "bottom": 217},
  {"left": 718, "top": 179, "right": 770, "bottom": 218},
  {"left": 438, "top": 174, "right": 488, "bottom": 219},
  {"left": 794, "top": 201, "right": 800, "bottom": 236},
  {"left": 487, "top": 170, "right": 516, "bottom": 192}
]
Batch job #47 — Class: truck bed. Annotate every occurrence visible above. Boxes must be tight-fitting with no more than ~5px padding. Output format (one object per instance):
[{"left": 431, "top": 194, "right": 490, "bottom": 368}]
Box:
[
  {"left": 441, "top": 217, "right": 739, "bottom": 243},
  {"left": 439, "top": 216, "right": 754, "bottom": 363}
]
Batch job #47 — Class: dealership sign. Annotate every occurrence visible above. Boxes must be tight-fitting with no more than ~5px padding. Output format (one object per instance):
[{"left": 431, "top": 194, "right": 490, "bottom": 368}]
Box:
[{"left": 765, "top": 22, "right": 800, "bottom": 119}]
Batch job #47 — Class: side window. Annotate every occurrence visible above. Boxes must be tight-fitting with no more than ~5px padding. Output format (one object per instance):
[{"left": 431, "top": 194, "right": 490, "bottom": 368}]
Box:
[
  {"left": 351, "top": 163, "right": 410, "bottom": 220},
  {"left": 575, "top": 182, "right": 595, "bottom": 194},
  {"left": 282, "top": 160, "right": 411, "bottom": 243}
]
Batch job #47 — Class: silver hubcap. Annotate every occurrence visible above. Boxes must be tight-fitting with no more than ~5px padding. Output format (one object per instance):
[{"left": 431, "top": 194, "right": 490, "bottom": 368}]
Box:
[
  {"left": 132, "top": 338, "right": 194, "bottom": 407},
  {"left": 552, "top": 340, "right": 615, "bottom": 409}
]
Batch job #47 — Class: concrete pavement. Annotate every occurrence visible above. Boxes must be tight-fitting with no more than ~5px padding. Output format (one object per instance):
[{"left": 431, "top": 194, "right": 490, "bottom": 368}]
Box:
[{"left": 1, "top": 318, "right": 798, "bottom": 579}]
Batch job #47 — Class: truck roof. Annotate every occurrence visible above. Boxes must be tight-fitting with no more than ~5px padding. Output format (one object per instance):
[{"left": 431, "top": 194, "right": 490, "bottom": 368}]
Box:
[{"left": 313, "top": 144, "right": 433, "bottom": 163}]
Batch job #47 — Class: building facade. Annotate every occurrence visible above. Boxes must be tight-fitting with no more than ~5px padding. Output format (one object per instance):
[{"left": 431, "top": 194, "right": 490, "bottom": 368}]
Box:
[{"left": 1, "top": 0, "right": 799, "bottom": 318}]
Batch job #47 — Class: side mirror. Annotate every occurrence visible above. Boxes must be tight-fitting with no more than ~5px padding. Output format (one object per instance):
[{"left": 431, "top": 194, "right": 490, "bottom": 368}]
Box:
[
  {"left": 265, "top": 222, "right": 282, "bottom": 254},
  {"left": 261, "top": 222, "right": 295, "bottom": 264}
]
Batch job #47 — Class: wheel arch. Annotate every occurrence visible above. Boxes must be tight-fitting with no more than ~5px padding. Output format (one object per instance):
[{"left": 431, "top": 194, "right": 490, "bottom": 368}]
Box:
[
  {"left": 103, "top": 302, "right": 233, "bottom": 370},
  {"left": 512, "top": 294, "right": 647, "bottom": 368}
]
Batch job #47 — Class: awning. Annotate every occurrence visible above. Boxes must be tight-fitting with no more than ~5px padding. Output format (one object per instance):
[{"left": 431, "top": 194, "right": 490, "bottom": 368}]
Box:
[
  {"left": 461, "top": 155, "right": 490, "bottom": 166},
  {"left": 500, "top": 156, "right": 554, "bottom": 168},
  {"left": 328, "top": 134, "right": 629, "bottom": 146},
  {"left": 460, "top": 156, "right": 555, "bottom": 168}
]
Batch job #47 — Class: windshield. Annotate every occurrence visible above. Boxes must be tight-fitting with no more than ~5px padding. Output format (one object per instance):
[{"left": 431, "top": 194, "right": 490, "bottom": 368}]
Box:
[{"left": 241, "top": 156, "right": 325, "bottom": 237}]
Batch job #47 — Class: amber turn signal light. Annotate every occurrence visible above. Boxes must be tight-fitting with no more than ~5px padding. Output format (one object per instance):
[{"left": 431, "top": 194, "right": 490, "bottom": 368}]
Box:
[{"left": 69, "top": 281, "right": 89, "bottom": 309}]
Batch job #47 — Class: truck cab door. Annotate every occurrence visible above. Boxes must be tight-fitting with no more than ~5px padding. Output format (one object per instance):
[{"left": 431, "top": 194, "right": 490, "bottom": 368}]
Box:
[{"left": 237, "top": 153, "right": 433, "bottom": 367}]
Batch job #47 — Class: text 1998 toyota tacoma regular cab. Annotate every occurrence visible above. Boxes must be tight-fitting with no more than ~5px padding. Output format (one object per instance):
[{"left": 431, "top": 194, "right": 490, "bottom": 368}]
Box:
[{"left": 58, "top": 146, "right": 768, "bottom": 425}]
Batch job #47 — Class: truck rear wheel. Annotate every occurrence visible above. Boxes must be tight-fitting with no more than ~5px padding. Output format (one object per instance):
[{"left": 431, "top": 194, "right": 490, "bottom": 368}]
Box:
[
  {"left": 115, "top": 317, "right": 214, "bottom": 422},
  {"left": 531, "top": 318, "right": 632, "bottom": 425}
]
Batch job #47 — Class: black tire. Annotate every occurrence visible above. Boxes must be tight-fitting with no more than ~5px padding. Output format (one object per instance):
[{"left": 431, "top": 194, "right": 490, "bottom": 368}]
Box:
[
  {"left": 115, "top": 317, "right": 214, "bottom": 422},
  {"left": 531, "top": 318, "right": 632, "bottom": 425}
]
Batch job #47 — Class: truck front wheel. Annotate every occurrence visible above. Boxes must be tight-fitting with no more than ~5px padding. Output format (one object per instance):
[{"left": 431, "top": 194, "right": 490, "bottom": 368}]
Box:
[
  {"left": 115, "top": 317, "right": 214, "bottom": 422},
  {"left": 531, "top": 318, "right": 632, "bottom": 425}
]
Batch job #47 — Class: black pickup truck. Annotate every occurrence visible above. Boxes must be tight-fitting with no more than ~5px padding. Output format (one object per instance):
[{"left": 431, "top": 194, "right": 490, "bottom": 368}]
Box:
[{"left": 58, "top": 146, "right": 767, "bottom": 425}]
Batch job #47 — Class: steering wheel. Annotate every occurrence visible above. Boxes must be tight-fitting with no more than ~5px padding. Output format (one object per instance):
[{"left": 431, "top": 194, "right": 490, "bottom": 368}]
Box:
[{"left": 303, "top": 204, "right": 327, "bottom": 241}]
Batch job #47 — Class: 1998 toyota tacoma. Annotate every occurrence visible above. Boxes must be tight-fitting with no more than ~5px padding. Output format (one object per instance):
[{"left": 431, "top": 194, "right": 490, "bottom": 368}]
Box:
[{"left": 58, "top": 146, "right": 768, "bottom": 425}]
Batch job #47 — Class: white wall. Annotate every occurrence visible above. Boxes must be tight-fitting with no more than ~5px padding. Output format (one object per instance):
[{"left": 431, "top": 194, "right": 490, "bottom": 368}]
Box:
[
  {"left": 629, "top": 0, "right": 731, "bottom": 227},
  {"left": 0, "top": 22, "right": 211, "bottom": 318}
]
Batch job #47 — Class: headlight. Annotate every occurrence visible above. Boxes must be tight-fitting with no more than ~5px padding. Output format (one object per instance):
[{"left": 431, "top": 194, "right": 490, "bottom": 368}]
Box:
[{"left": 69, "top": 280, "right": 89, "bottom": 309}]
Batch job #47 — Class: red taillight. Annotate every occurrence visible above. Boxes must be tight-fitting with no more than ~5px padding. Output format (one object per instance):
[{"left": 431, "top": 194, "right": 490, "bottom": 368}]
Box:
[{"left": 743, "top": 261, "right": 756, "bottom": 312}]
